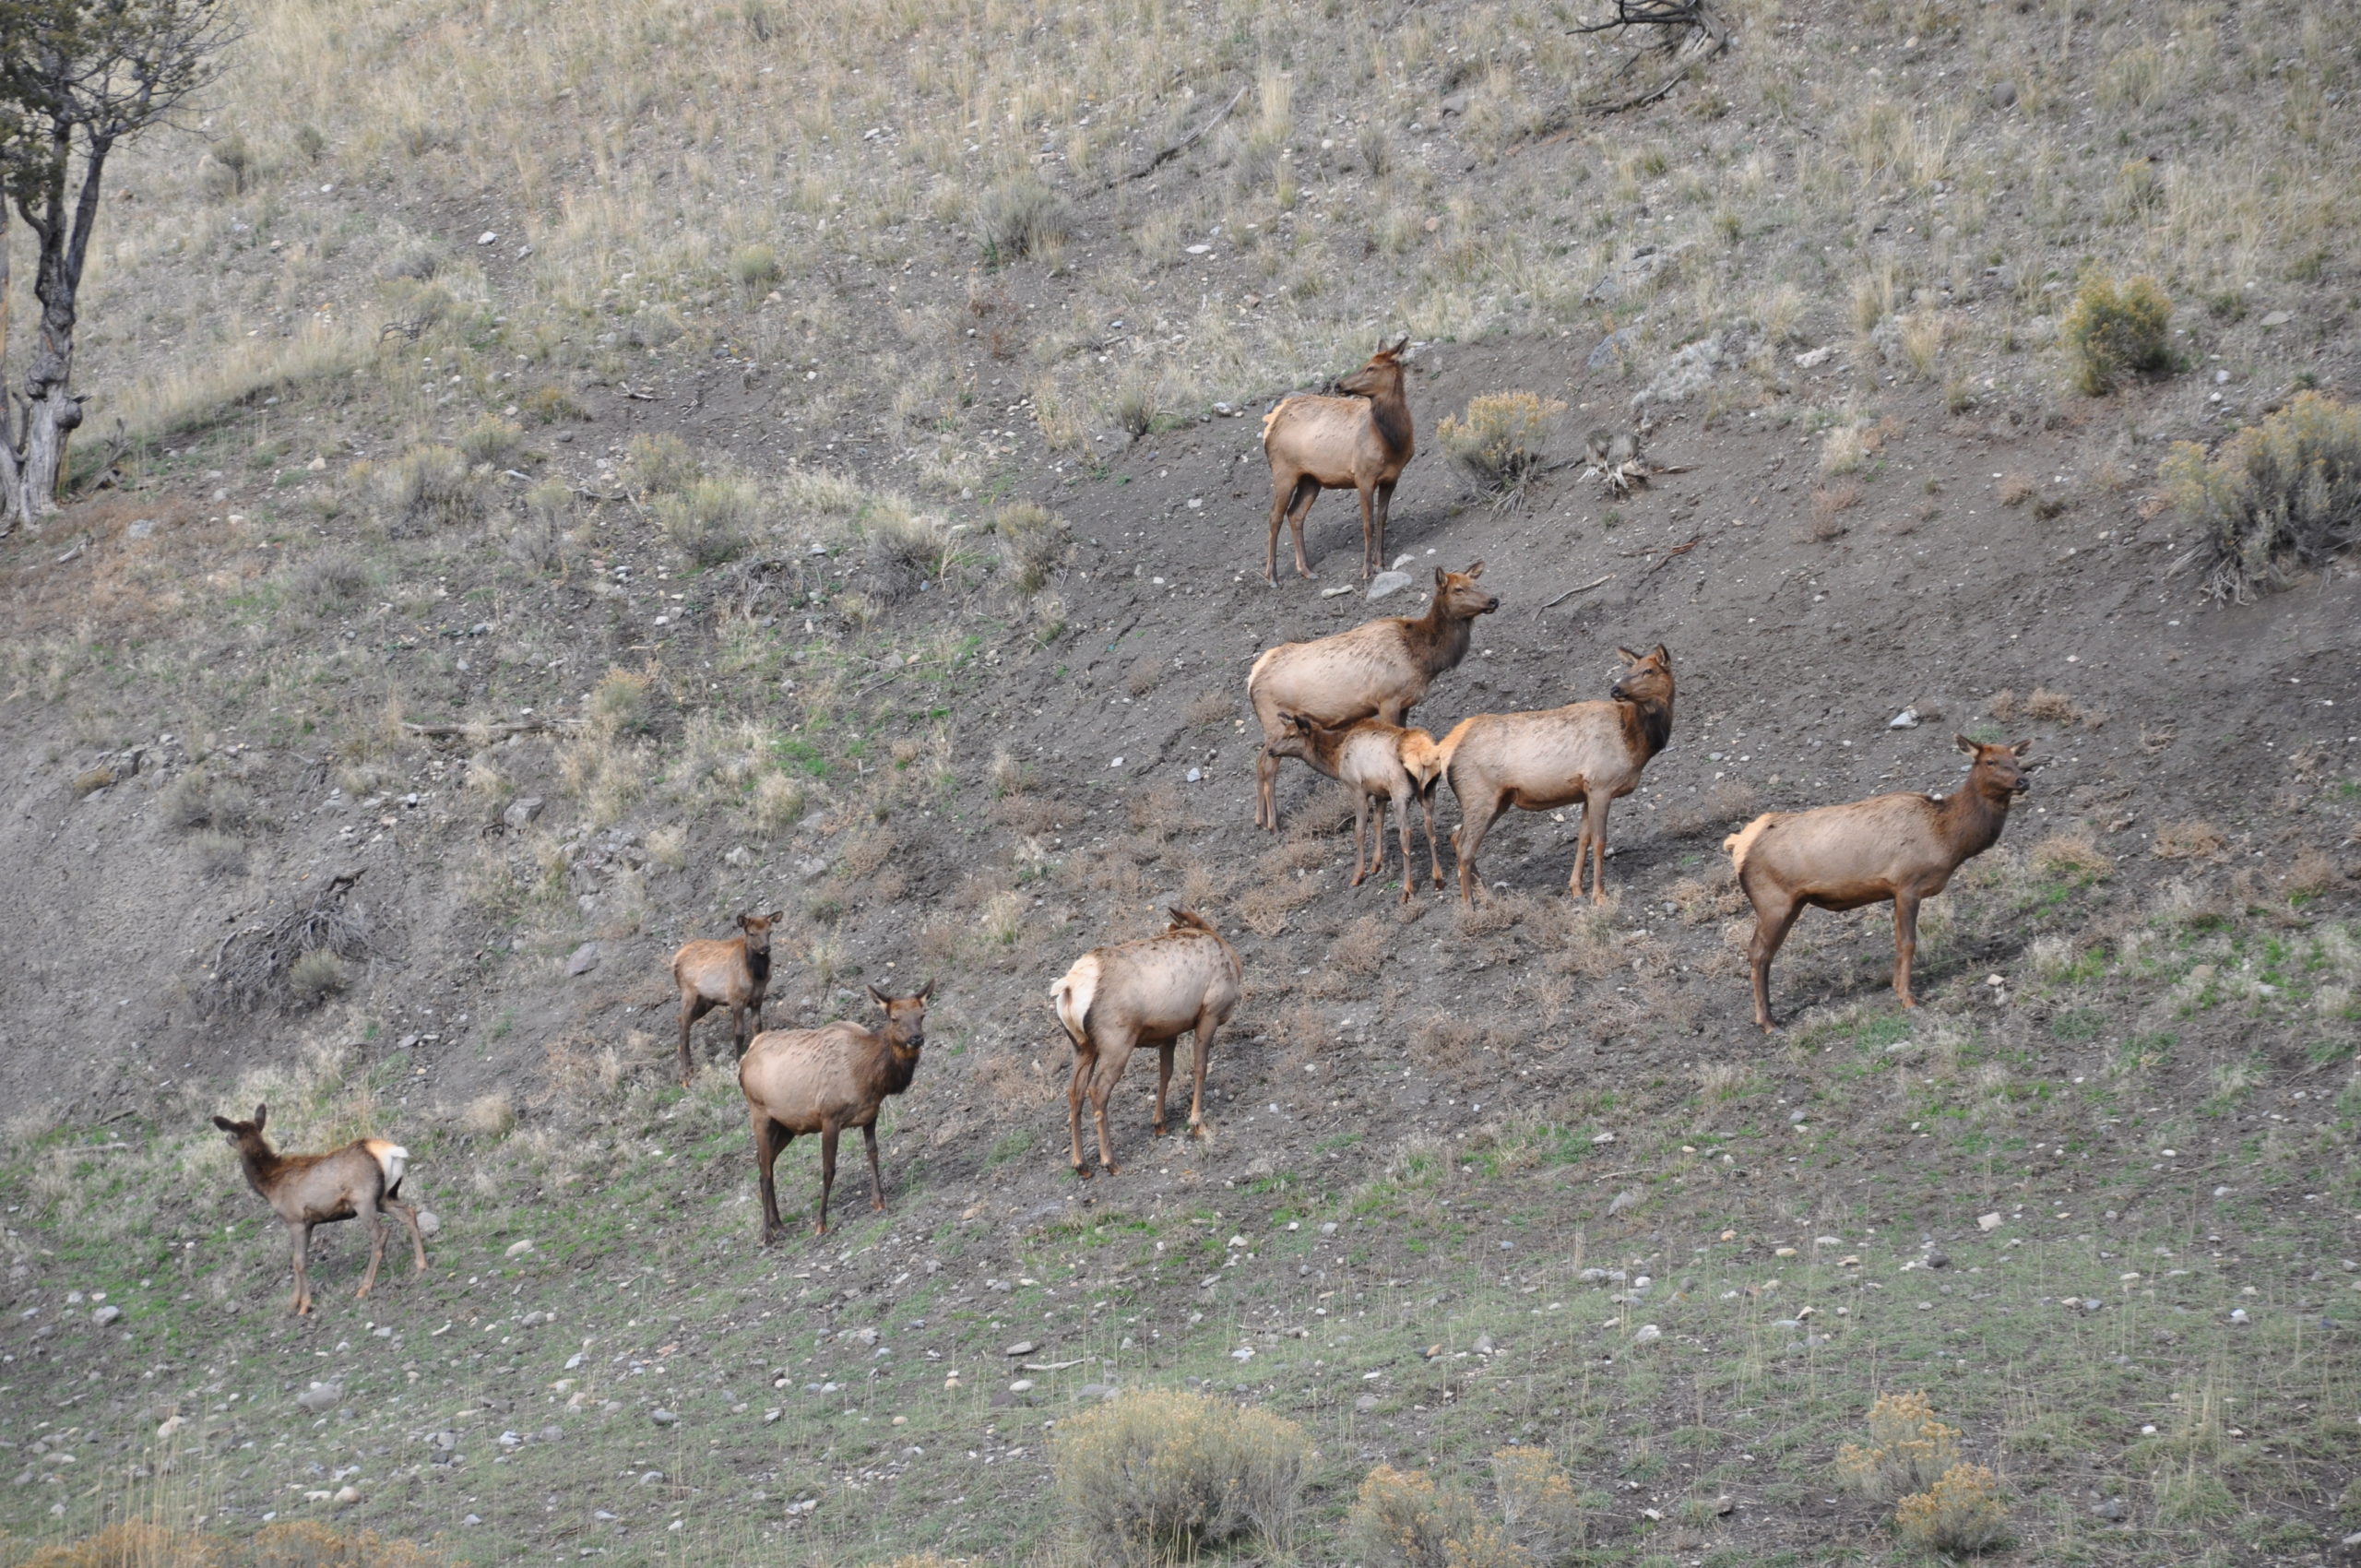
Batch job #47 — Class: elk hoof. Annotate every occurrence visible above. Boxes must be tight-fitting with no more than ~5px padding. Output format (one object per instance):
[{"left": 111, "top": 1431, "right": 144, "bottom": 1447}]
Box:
[
  {"left": 1073, "top": 1163, "right": 1094, "bottom": 1181},
  {"left": 1150, "top": 1122, "right": 1169, "bottom": 1138},
  {"left": 759, "top": 1227, "right": 783, "bottom": 1247},
  {"left": 811, "top": 1221, "right": 830, "bottom": 1237},
  {"left": 1898, "top": 995, "right": 1919, "bottom": 1010},
  {"left": 1102, "top": 1162, "right": 1121, "bottom": 1177}
]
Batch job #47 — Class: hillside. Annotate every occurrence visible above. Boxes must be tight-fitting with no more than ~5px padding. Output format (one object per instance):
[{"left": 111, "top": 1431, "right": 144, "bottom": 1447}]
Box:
[{"left": 2, "top": 0, "right": 2359, "bottom": 1564}]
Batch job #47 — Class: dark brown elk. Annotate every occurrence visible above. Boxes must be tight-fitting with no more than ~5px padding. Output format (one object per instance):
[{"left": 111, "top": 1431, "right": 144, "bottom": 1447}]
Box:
[
  {"left": 671, "top": 910, "right": 782, "bottom": 1085},
  {"left": 738, "top": 982, "right": 931, "bottom": 1240},
  {"left": 1052, "top": 909, "right": 1241, "bottom": 1178},
  {"left": 210, "top": 1104, "right": 428, "bottom": 1315},
  {"left": 1727, "top": 735, "right": 2032, "bottom": 1030},
  {"left": 1260, "top": 338, "right": 1416, "bottom": 583},
  {"left": 1264, "top": 711, "right": 1448, "bottom": 901},
  {"left": 1439, "top": 644, "right": 1676, "bottom": 906},
  {"left": 1248, "top": 563, "right": 1498, "bottom": 830}
]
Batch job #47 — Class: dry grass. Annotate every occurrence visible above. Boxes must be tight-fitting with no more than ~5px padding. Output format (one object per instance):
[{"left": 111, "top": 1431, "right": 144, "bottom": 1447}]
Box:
[
  {"left": 2031, "top": 831, "right": 2112, "bottom": 881},
  {"left": 2153, "top": 820, "right": 2229, "bottom": 862},
  {"left": 1437, "top": 391, "right": 1565, "bottom": 493},
  {"left": 2166, "top": 392, "right": 2361, "bottom": 601},
  {"left": 1052, "top": 1390, "right": 1311, "bottom": 1564},
  {"left": 2022, "top": 687, "right": 2100, "bottom": 727},
  {"left": 1183, "top": 690, "right": 1235, "bottom": 728},
  {"left": 459, "top": 1090, "right": 517, "bottom": 1138},
  {"left": 1327, "top": 916, "right": 1390, "bottom": 977}
]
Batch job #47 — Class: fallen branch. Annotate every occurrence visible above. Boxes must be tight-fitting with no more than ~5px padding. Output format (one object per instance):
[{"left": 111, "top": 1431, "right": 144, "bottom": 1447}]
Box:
[
  {"left": 1541, "top": 574, "right": 1615, "bottom": 609},
  {"left": 1638, "top": 534, "right": 1703, "bottom": 581},
  {"left": 403, "top": 718, "right": 584, "bottom": 742},
  {"left": 1124, "top": 86, "right": 1249, "bottom": 184},
  {"left": 1573, "top": 0, "right": 1729, "bottom": 115}
]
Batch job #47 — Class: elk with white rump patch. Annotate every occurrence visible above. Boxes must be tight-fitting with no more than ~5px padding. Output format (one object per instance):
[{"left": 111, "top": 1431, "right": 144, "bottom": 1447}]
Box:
[
  {"left": 1727, "top": 735, "right": 2033, "bottom": 1030},
  {"left": 1053, "top": 909, "right": 1242, "bottom": 1178},
  {"left": 1263, "top": 711, "right": 1450, "bottom": 900},
  {"left": 211, "top": 1104, "right": 429, "bottom": 1315}
]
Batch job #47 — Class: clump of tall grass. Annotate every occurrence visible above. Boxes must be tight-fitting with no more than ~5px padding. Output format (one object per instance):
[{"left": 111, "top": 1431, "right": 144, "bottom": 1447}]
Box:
[{"left": 2167, "top": 391, "right": 2361, "bottom": 601}]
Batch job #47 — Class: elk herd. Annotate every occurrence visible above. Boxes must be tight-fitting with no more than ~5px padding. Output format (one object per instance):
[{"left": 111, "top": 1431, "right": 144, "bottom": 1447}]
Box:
[{"left": 219, "top": 339, "right": 2037, "bottom": 1306}]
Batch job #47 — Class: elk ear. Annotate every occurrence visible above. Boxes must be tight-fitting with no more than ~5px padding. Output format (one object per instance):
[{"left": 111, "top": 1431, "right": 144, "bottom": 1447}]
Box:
[
  {"left": 1953, "top": 733, "right": 1978, "bottom": 755},
  {"left": 767, "top": 909, "right": 784, "bottom": 923},
  {"left": 1463, "top": 559, "right": 1485, "bottom": 578},
  {"left": 1650, "top": 643, "right": 1669, "bottom": 664},
  {"left": 735, "top": 911, "right": 753, "bottom": 930},
  {"left": 914, "top": 979, "right": 934, "bottom": 1001},
  {"left": 2011, "top": 738, "right": 2034, "bottom": 757},
  {"left": 212, "top": 1115, "right": 238, "bottom": 1134},
  {"left": 253, "top": 1103, "right": 268, "bottom": 1130},
  {"left": 1391, "top": 335, "right": 1410, "bottom": 357},
  {"left": 867, "top": 983, "right": 890, "bottom": 1008},
  {"left": 1616, "top": 646, "right": 1643, "bottom": 665}
]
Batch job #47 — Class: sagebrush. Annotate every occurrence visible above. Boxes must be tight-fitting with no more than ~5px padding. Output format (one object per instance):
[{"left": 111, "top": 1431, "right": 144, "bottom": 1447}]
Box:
[{"left": 1051, "top": 1389, "right": 1311, "bottom": 1564}]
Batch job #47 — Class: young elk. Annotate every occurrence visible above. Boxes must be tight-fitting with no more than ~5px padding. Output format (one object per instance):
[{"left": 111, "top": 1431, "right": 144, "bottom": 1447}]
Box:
[
  {"left": 211, "top": 1104, "right": 428, "bottom": 1316},
  {"left": 1248, "top": 563, "right": 1498, "bottom": 831},
  {"left": 1442, "top": 645, "right": 1676, "bottom": 906},
  {"left": 1260, "top": 338, "right": 1415, "bottom": 583},
  {"left": 1052, "top": 909, "right": 1241, "bottom": 1178},
  {"left": 1265, "top": 711, "right": 1448, "bottom": 900},
  {"left": 739, "top": 982, "right": 931, "bottom": 1240},
  {"left": 1727, "top": 735, "right": 2032, "bottom": 1031},
  {"left": 671, "top": 909, "right": 782, "bottom": 1085}
]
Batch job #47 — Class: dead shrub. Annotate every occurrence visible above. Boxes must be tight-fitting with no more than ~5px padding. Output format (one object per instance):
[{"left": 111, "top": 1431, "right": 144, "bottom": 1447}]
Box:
[
  {"left": 1184, "top": 691, "right": 1235, "bottom": 728},
  {"left": 1667, "top": 873, "right": 1743, "bottom": 922},
  {"left": 2169, "top": 391, "right": 2361, "bottom": 601},
  {"left": 1128, "top": 782, "right": 1185, "bottom": 837},
  {"left": 2152, "top": 820, "right": 2228, "bottom": 862},
  {"left": 1347, "top": 1464, "right": 1475, "bottom": 1568},
  {"left": 1272, "top": 1000, "right": 1333, "bottom": 1054},
  {"left": 993, "top": 501, "right": 1069, "bottom": 592},
  {"left": 1437, "top": 391, "right": 1566, "bottom": 493},
  {"left": 1328, "top": 916, "right": 1389, "bottom": 976},
  {"left": 1238, "top": 880, "right": 1317, "bottom": 937},
  {"left": 2031, "top": 831, "right": 2112, "bottom": 880},
  {"left": 1407, "top": 1011, "right": 1481, "bottom": 1074},
  {"left": 842, "top": 828, "right": 897, "bottom": 878},
  {"left": 1997, "top": 472, "right": 2035, "bottom": 507},
  {"left": 2284, "top": 847, "right": 2337, "bottom": 897},
  {"left": 1893, "top": 1463, "right": 2009, "bottom": 1555},
  {"left": 1052, "top": 1389, "right": 1311, "bottom": 1564},
  {"left": 2023, "top": 686, "right": 2100, "bottom": 726},
  {"left": 1125, "top": 655, "right": 1165, "bottom": 698},
  {"left": 460, "top": 1091, "right": 517, "bottom": 1138},
  {"left": 1836, "top": 1391, "right": 1962, "bottom": 1502},
  {"left": 1659, "top": 779, "right": 1759, "bottom": 839},
  {"left": 1986, "top": 688, "right": 2020, "bottom": 722},
  {"left": 163, "top": 768, "right": 255, "bottom": 832}
]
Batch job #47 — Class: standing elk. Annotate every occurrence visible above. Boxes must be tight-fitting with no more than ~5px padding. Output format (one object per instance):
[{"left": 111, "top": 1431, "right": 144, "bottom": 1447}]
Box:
[
  {"left": 1261, "top": 337, "right": 1416, "bottom": 583},
  {"left": 739, "top": 981, "right": 931, "bottom": 1240},
  {"left": 1052, "top": 909, "right": 1242, "bottom": 1178},
  {"left": 1440, "top": 644, "right": 1677, "bottom": 906},
  {"left": 211, "top": 1104, "right": 429, "bottom": 1315},
  {"left": 1264, "top": 711, "right": 1449, "bottom": 900},
  {"left": 1248, "top": 563, "right": 1498, "bottom": 830},
  {"left": 1727, "top": 735, "right": 2032, "bottom": 1030},
  {"left": 671, "top": 909, "right": 782, "bottom": 1085}
]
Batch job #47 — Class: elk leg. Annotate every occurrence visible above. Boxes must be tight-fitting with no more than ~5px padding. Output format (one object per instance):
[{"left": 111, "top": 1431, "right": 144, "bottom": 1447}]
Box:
[
  {"left": 678, "top": 995, "right": 715, "bottom": 1085},
  {"left": 1392, "top": 784, "right": 1418, "bottom": 903},
  {"left": 1453, "top": 791, "right": 1506, "bottom": 906},
  {"left": 382, "top": 1196, "right": 430, "bottom": 1270},
  {"left": 288, "top": 1221, "right": 314, "bottom": 1316},
  {"left": 1151, "top": 1042, "right": 1174, "bottom": 1137},
  {"left": 1185, "top": 1017, "right": 1217, "bottom": 1140},
  {"left": 1747, "top": 892, "right": 1804, "bottom": 1032},
  {"left": 730, "top": 1001, "right": 750, "bottom": 1061},
  {"left": 1264, "top": 480, "right": 1293, "bottom": 586},
  {"left": 1286, "top": 477, "right": 1321, "bottom": 579},
  {"left": 1354, "top": 481, "right": 1377, "bottom": 581},
  {"left": 1092, "top": 1059, "right": 1121, "bottom": 1176},
  {"left": 1582, "top": 796, "right": 1616, "bottom": 905},
  {"left": 861, "top": 1122, "right": 887, "bottom": 1212},
  {"left": 1418, "top": 782, "right": 1444, "bottom": 891},
  {"left": 358, "top": 1209, "right": 387, "bottom": 1300},
  {"left": 814, "top": 1120, "right": 841, "bottom": 1236},
  {"left": 1067, "top": 1046, "right": 1096, "bottom": 1177},
  {"left": 1349, "top": 790, "right": 1374, "bottom": 886},
  {"left": 753, "top": 1113, "right": 790, "bottom": 1244},
  {"left": 1891, "top": 891, "right": 1922, "bottom": 1009},
  {"left": 1372, "top": 479, "right": 1397, "bottom": 580}
]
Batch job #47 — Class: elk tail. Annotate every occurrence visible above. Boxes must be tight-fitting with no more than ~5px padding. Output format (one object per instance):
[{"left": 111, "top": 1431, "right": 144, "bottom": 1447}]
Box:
[
  {"left": 363, "top": 1139, "right": 410, "bottom": 1191},
  {"left": 1724, "top": 814, "right": 1778, "bottom": 878},
  {"left": 1051, "top": 956, "right": 1100, "bottom": 1052}
]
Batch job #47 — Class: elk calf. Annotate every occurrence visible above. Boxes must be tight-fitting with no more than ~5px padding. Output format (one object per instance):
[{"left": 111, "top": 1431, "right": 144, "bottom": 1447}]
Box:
[
  {"left": 1248, "top": 563, "right": 1497, "bottom": 830},
  {"left": 1053, "top": 909, "right": 1242, "bottom": 1177},
  {"left": 739, "top": 982, "right": 931, "bottom": 1240},
  {"left": 1265, "top": 711, "right": 1447, "bottom": 900},
  {"left": 1441, "top": 644, "right": 1676, "bottom": 905},
  {"left": 671, "top": 909, "right": 782, "bottom": 1085},
  {"left": 1260, "top": 338, "right": 1416, "bottom": 583},
  {"left": 1727, "top": 736, "right": 2032, "bottom": 1030},
  {"left": 212, "top": 1104, "right": 428, "bottom": 1315}
]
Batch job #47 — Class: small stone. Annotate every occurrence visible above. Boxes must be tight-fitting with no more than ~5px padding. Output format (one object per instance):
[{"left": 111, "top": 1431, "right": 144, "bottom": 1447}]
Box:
[
  {"left": 1607, "top": 1189, "right": 1642, "bottom": 1217},
  {"left": 155, "top": 1416, "right": 184, "bottom": 1441},
  {"left": 462, "top": 1515, "right": 481, "bottom": 1526},
  {"left": 1991, "top": 80, "right": 2018, "bottom": 109},
  {"left": 1185, "top": 767, "right": 1203, "bottom": 783},
  {"left": 763, "top": 1408, "right": 781, "bottom": 1424},
  {"left": 650, "top": 1409, "right": 679, "bottom": 1425},
  {"left": 2094, "top": 1498, "right": 2127, "bottom": 1521},
  {"left": 2229, "top": 1308, "right": 2249, "bottom": 1324},
  {"left": 2258, "top": 310, "right": 2292, "bottom": 328},
  {"left": 1793, "top": 345, "right": 1836, "bottom": 369},
  {"left": 724, "top": 845, "right": 755, "bottom": 867},
  {"left": 125, "top": 518, "right": 155, "bottom": 540},
  {"left": 92, "top": 1305, "right": 122, "bottom": 1326},
  {"left": 1472, "top": 1335, "right": 1495, "bottom": 1356},
  {"left": 1889, "top": 707, "right": 1920, "bottom": 730},
  {"left": 477, "top": 231, "right": 498, "bottom": 245},
  {"left": 504, "top": 796, "right": 544, "bottom": 828},
  {"left": 519, "top": 1311, "right": 548, "bottom": 1326},
  {"left": 1365, "top": 570, "right": 1414, "bottom": 600},
  {"left": 1977, "top": 1213, "right": 2002, "bottom": 1232},
  {"left": 505, "top": 1239, "right": 536, "bottom": 1258},
  {"left": 1631, "top": 1324, "right": 1662, "bottom": 1344},
  {"left": 416, "top": 1210, "right": 442, "bottom": 1236},
  {"left": 1004, "top": 1341, "right": 1038, "bottom": 1357},
  {"left": 565, "top": 943, "right": 599, "bottom": 977},
  {"left": 1926, "top": 1252, "right": 1952, "bottom": 1270},
  {"left": 540, "top": 1427, "right": 564, "bottom": 1443},
  {"left": 334, "top": 1486, "right": 360, "bottom": 1505},
  {"left": 296, "top": 1382, "right": 342, "bottom": 1413},
  {"left": 1184, "top": 244, "right": 1210, "bottom": 255},
  {"left": 1008, "top": 1379, "right": 1035, "bottom": 1394}
]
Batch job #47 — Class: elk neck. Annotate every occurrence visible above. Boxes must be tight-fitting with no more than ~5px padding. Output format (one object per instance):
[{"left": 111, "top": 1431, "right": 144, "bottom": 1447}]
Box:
[
  {"left": 1937, "top": 766, "right": 2017, "bottom": 858},
  {"left": 231, "top": 1138, "right": 287, "bottom": 1198},
  {"left": 745, "top": 942, "right": 772, "bottom": 990},
  {"left": 1620, "top": 689, "right": 1674, "bottom": 762},
  {"left": 866, "top": 1030, "right": 922, "bottom": 1099},
  {"left": 1369, "top": 382, "right": 1413, "bottom": 459},
  {"left": 1408, "top": 599, "right": 1476, "bottom": 676}
]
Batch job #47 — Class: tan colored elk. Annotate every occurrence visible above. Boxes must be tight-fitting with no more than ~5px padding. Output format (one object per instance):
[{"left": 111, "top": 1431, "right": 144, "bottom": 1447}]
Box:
[
  {"left": 671, "top": 909, "right": 782, "bottom": 1085},
  {"left": 1248, "top": 563, "right": 1498, "bottom": 831},
  {"left": 1726, "top": 735, "right": 2032, "bottom": 1031},
  {"left": 211, "top": 1104, "right": 429, "bottom": 1315},
  {"left": 1264, "top": 711, "right": 1449, "bottom": 900},
  {"left": 738, "top": 981, "right": 931, "bottom": 1240},
  {"left": 1052, "top": 909, "right": 1242, "bottom": 1178},
  {"left": 1440, "top": 644, "right": 1677, "bottom": 906},
  {"left": 1260, "top": 338, "right": 1416, "bottom": 583}
]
